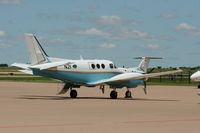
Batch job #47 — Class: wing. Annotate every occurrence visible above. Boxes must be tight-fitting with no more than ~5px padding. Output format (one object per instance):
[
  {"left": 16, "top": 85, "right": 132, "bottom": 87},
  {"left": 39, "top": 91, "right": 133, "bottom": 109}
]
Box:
[{"left": 87, "top": 69, "right": 182, "bottom": 85}]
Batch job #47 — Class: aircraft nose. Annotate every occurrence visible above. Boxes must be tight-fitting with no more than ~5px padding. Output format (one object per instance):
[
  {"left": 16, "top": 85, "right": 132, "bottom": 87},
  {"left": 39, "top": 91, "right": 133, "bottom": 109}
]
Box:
[
  {"left": 190, "top": 74, "right": 196, "bottom": 80},
  {"left": 190, "top": 71, "right": 200, "bottom": 81}
]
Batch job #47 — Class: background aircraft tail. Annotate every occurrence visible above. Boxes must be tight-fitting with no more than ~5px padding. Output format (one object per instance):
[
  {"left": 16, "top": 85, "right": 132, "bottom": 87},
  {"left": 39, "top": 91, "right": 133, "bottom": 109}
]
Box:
[
  {"left": 24, "top": 34, "right": 49, "bottom": 65},
  {"left": 135, "top": 57, "right": 163, "bottom": 73}
]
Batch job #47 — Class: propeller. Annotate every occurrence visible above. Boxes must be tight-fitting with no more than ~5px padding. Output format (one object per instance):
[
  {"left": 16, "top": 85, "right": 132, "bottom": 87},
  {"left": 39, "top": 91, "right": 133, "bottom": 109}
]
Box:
[
  {"left": 143, "top": 68, "right": 155, "bottom": 95},
  {"left": 147, "top": 68, "right": 155, "bottom": 74},
  {"left": 100, "top": 85, "right": 105, "bottom": 94},
  {"left": 143, "top": 80, "right": 147, "bottom": 95},
  {"left": 143, "top": 68, "right": 154, "bottom": 94}
]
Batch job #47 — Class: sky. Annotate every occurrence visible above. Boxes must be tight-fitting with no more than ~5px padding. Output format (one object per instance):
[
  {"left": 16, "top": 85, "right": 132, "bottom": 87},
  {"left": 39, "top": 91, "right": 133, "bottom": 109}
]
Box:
[{"left": 0, "top": 0, "right": 200, "bottom": 68}]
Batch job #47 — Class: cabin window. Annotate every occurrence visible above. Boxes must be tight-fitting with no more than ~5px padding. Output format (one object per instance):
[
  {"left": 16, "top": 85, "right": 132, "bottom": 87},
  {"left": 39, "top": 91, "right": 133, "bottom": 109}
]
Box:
[
  {"left": 73, "top": 64, "right": 77, "bottom": 69},
  {"left": 91, "top": 64, "right": 95, "bottom": 69},
  {"left": 109, "top": 64, "right": 114, "bottom": 69},
  {"left": 96, "top": 64, "right": 100, "bottom": 69},
  {"left": 101, "top": 64, "right": 105, "bottom": 69}
]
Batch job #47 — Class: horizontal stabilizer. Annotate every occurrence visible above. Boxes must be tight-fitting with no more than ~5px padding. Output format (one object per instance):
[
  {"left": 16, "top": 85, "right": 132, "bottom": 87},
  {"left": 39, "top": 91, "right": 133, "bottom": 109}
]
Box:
[
  {"left": 30, "top": 60, "right": 72, "bottom": 70},
  {"left": 134, "top": 57, "right": 164, "bottom": 59},
  {"left": 11, "top": 63, "right": 30, "bottom": 69},
  {"left": 19, "top": 70, "right": 33, "bottom": 75}
]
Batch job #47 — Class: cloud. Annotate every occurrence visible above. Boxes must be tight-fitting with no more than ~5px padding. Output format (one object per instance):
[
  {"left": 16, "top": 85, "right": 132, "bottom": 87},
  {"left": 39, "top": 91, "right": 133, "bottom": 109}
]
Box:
[
  {"left": 160, "top": 14, "right": 177, "bottom": 18},
  {"left": 94, "top": 15, "right": 139, "bottom": 26},
  {"left": 0, "top": 30, "right": 5, "bottom": 37},
  {"left": 57, "top": 27, "right": 172, "bottom": 42},
  {"left": 176, "top": 22, "right": 196, "bottom": 30},
  {"left": 99, "top": 43, "right": 116, "bottom": 48},
  {"left": 0, "top": 0, "right": 24, "bottom": 5},
  {"left": 175, "top": 22, "right": 200, "bottom": 36},
  {"left": 139, "top": 44, "right": 161, "bottom": 50},
  {"left": 72, "top": 28, "right": 112, "bottom": 39},
  {"left": 97, "top": 16, "right": 123, "bottom": 25},
  {"left": 110, "top": 28, "right": 172, "bottom": 42},
  {"left": 111, "top": 28, "right": 149, "bottom": 40}
]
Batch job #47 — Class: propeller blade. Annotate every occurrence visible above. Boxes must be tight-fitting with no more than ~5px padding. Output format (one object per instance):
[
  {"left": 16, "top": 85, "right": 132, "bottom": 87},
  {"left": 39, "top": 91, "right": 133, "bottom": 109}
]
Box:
[
  {"left": 147, "top": 68, "right": 155, "bottom": 73},
  {"left": 143, "top": 81, "right": 147, "bottom": 95}
]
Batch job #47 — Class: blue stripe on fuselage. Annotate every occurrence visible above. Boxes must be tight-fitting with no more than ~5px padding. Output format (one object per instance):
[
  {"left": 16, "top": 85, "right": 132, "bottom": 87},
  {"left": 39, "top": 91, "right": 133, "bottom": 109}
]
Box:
[
  {"left": 32, "top": 69, "right": 144, "bottom": 88},
  {"left": 32, "top": 69, "right": 118, "bottom": 83}
]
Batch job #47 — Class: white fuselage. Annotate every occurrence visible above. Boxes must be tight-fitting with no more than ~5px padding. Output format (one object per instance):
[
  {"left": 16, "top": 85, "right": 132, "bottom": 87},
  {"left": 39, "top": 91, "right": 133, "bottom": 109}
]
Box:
[
  {"left": 31, "top": 58, "right": 144, "bottom": 88},
  {"left": 48, "top": 57, "right": 142, "bottom": 74}
]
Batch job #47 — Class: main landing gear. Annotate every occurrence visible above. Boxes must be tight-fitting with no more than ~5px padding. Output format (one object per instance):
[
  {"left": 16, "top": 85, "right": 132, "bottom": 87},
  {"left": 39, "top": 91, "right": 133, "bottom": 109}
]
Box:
[
  {"left": 109, "top": 88, "right": 132, "bottom": 99},
  {"left": 70, "top": 89, "right": 77, "bottom": 98},
  {"left": 125, "top": 90, "right": 132, "bottom": 98},
  {"left": 110, "top": 90, "right": 118, "bottom": 99}
]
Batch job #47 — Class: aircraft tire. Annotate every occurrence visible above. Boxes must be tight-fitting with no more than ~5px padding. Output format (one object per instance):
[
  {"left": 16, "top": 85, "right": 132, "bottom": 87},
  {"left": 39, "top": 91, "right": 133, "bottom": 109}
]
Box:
[
  {"left": 198, "top": 85, "right": 200, "bottom": 89},
  {"left": 110, "top": 91, "right": 117, "bottom": 99},
  {"left": 70, "top": 90, "right": 77, "bottom": 98},
  {"left": 125, "top": 90, "right": 132, "bottom": 98}
]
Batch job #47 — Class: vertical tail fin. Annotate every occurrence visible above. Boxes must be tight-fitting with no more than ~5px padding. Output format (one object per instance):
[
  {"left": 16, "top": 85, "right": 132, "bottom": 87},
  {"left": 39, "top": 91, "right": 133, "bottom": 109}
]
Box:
[
  {"left": 24, "top": 34, "right": 49, "bottom": 65},
  {"left": 135, "top": 57, "right": 163, "bottom": 73}
]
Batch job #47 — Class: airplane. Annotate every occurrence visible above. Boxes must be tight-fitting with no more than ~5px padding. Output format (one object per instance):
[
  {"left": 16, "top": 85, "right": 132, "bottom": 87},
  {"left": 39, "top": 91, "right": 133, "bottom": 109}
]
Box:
[
  {"left": 190, "top": 71, "right": 200, "bottom": 88},
  {"left": 12, "top": 34, "right": 182, "bottom": 99}
]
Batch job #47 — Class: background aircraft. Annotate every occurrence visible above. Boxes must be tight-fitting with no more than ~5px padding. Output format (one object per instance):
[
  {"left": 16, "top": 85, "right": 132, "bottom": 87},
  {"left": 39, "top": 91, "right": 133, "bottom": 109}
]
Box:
[
  {"left": 12, "top": 34, "right": 182, "bottom": 99},
  {"left": 190, "top": 71, "right": 200, "bottom": 88}
]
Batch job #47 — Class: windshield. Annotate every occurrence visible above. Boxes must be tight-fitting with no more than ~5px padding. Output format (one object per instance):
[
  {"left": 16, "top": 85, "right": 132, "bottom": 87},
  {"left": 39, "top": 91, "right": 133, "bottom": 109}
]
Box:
[{"left": 109, "top": 64, "right": 117, "bottom": 69}]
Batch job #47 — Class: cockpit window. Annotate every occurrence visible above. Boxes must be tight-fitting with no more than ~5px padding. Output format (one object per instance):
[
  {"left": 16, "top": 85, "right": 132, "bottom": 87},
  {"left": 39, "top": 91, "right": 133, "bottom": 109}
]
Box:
[{"left": 109, "top": 64, "right": 114, "bottom": 69}]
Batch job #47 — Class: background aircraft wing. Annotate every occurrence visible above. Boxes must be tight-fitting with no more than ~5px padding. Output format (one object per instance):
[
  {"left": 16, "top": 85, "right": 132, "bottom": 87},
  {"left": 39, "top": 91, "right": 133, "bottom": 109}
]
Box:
[{"left": 87, "top": 69, "right": 182, "bottom": 85}]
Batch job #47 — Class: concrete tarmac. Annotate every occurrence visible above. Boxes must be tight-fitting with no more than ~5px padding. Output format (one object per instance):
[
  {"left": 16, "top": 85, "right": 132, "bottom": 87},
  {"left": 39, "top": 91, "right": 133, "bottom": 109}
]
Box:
[{"left": 0, "top": 82, "right": 200, "bottom": 133}]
